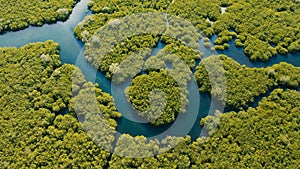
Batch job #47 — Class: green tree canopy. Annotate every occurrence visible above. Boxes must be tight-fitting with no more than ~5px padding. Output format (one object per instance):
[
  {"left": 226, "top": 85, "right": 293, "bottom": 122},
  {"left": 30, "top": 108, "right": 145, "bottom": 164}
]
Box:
[{"left": 0, "top": 0, "right": 78, "bottom": 33}]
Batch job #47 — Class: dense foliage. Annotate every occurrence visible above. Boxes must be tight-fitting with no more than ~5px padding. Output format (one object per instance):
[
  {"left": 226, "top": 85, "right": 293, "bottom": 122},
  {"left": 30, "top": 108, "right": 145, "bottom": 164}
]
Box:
[
  {"left": 81, "top": 13, "right": 202, "bottom": 80},
  {"left": 88, "top": 0, "right": 171, "bottom": 14},
  {"left": 195, "top": 89, "right": 300, "bottom": 168},
  {"left": 213, "top": 0, "right": 300, "bottom": 61},
  {"left": 96, "top": 34, "right": 201, "bottom": 84},
  {"left": 74, "top": 0, "right": 226, "bottom": 40},
  {"left": 2, "top": 0, "right": 300, "bottom": 168},
  {"left": 7, "top": 41, "right": 300, "bottom": 168},
  {"left": 94, "top": 34, "right": 160, "bottom": 79},
  {"left": 102, "top": 89, "right": 300, "bottom": 168},
  {"left": 76, "top": 0, "right": 300, "bottom": 62},
  {"left": 126, "top": 71, "right": 181, "bottom": 126},
  {"left": 81, "top": 12, "right": 166, "bottom": 79},
  {"left": 0, "top": 0, "right": 78, "bottom": 33},
  {"left": 124, "top": 43, "right": 196, "bottom": 126},
  {"left": 167, "top": 0, "right": 225, "bottom": 37},
  {"left": 74, "top": 0, "right": 172, "bottom": 41},
  {"left": 195, "top": 55, "right": 300, "bottom": 109},
  {"left": 0, "top": 41, "right": 121, "bottom": 168}
]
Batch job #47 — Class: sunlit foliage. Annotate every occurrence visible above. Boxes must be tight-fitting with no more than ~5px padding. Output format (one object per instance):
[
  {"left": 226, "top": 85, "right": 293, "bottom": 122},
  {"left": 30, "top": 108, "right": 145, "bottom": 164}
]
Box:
[
  {"left": 74, "top": 0, "right": 173, "bottom": 41},
  {"left": 0, "top": 41, "right": 120, "bottom": 168},
  {"left": 108, "top": 89, "right": 300, "bottom": 168},
  {"left": 127, "top": 71, "right": 181, "bottom": 126},
  {"left": 213, "top": 0, "right": 300, "bottom": 61},
  {"left": 195, "top": 55, "right": 300, "bottom": 109},
  {"left": 0, "top": 0, "right": 78, "bottom": 33}
]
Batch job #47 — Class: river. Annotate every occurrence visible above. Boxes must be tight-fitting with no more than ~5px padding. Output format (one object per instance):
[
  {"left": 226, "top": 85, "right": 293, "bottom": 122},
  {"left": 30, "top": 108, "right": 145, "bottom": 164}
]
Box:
[{"left": 0, "top": 0, "right": 299, "bottom": 141}]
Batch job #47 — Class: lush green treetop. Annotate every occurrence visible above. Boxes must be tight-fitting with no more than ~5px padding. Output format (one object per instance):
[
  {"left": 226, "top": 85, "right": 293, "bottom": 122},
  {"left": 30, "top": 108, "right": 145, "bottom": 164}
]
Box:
[
  {"left": 213, "top": 0, "right": 300, "bottom": 61},
  {"left": 126, "top": 70, "right": 182, "bottom": 126},
  {"left": 0, "top": 0, "right": 78, "bottom": 33},
  {"left": 74, "top": 0, "right": 173, "bottom": 41},
  {"left": 108, "top": 89, "right": 300, "bottom": 168},
  {"left": 0, "top": 41, "right": 121, "bottom": 168},
  {"left": 195, "top": 55, "right": 300, "bottom": 109}
]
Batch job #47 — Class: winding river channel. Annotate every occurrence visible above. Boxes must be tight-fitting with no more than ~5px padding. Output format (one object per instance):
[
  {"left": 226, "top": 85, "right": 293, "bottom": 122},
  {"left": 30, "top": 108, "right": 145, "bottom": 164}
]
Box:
[{"left": 0, "top": 0, "right": 299, "bottom": 140}]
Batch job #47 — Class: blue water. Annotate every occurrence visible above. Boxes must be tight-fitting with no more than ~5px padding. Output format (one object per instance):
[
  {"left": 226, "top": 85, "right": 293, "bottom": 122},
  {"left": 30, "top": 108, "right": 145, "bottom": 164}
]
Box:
[
  {"left": 0, "top": 0, "right": 299, "bottom": 141},
  {"left": 151, "top": 40, "right": 166, "bottom": 56}
]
